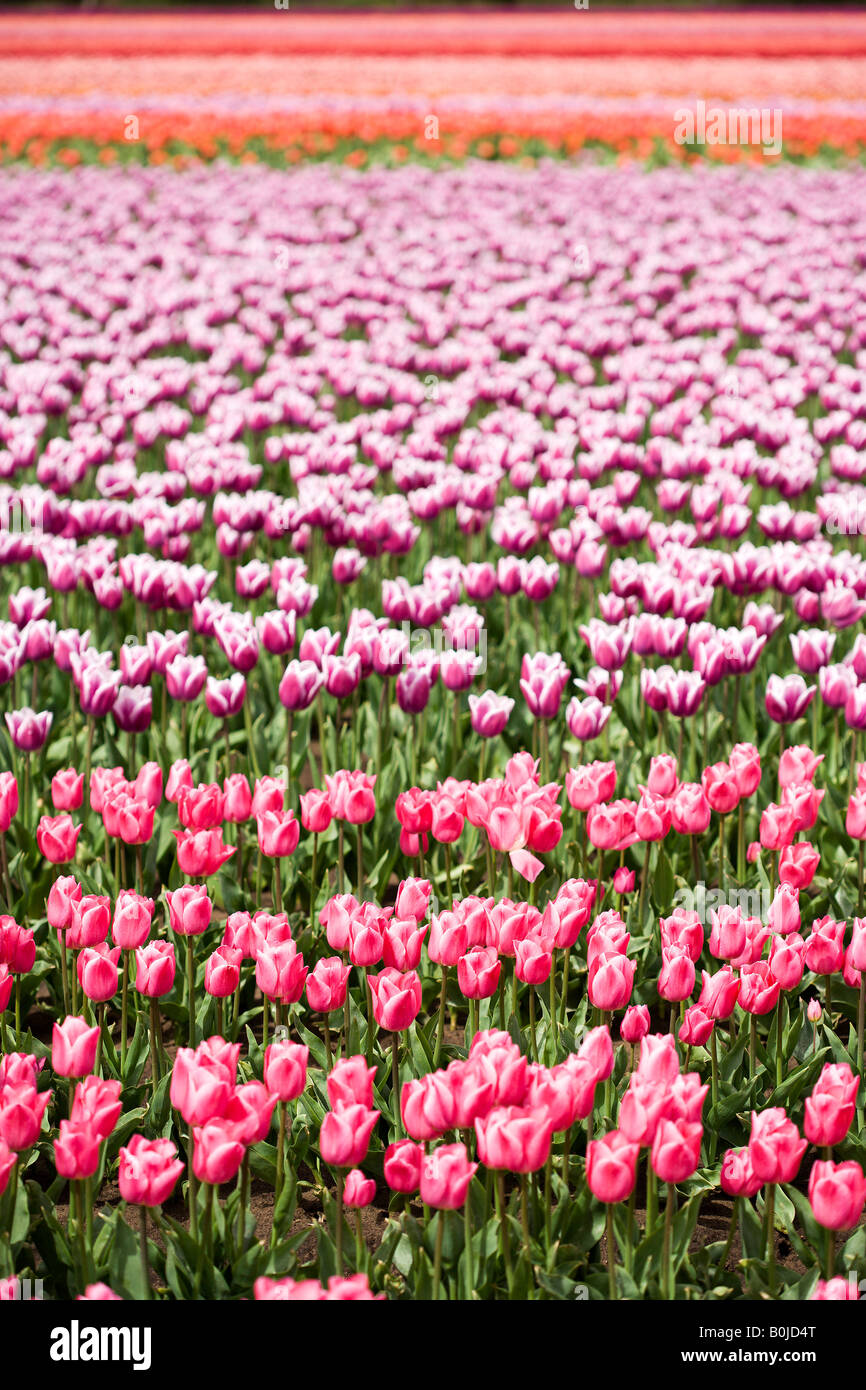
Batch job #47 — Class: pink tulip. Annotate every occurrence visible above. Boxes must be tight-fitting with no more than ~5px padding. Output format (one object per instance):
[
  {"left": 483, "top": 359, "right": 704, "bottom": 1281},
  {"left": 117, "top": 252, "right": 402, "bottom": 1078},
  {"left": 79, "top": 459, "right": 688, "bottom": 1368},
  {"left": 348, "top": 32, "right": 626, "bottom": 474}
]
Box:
[
  {"left": 118, "top": 1135, "right": 185, "bottom": 1206},
  {"left": 319, "top": 1103, "right": 379, "bottom": 1169},
  {"left": 52, "top": 1016, "right": 99, "bottom": 1077},
  {"left": 586, "top": 1130, "right": 640, "bottom": 1202}
]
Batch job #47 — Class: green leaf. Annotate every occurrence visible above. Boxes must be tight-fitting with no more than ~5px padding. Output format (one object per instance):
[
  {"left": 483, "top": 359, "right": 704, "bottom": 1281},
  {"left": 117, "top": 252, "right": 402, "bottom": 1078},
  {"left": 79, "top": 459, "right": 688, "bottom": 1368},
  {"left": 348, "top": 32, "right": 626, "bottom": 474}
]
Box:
[{"left": 109, "top": 1211, "right": 148, "bottom": 1300}]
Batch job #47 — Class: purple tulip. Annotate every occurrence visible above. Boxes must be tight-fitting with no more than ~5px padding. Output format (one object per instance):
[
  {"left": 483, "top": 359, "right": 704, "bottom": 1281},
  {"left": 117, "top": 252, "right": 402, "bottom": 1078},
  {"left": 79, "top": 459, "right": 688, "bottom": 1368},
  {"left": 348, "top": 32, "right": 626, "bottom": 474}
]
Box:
[
  {"left": 278, "top": 659, "right": 324, "bottom": 712},
  {"left": 205, "top": 674, "right": 246, "bottom": 720},
  {"left": 112, "top": 685, "right": 153, "bottom": 734},
  {"left": 5, "top": 707, "right": 52, "bottom": 752},
  {"left": 766, "top": 673, "right": 817, "bottom": 725}
]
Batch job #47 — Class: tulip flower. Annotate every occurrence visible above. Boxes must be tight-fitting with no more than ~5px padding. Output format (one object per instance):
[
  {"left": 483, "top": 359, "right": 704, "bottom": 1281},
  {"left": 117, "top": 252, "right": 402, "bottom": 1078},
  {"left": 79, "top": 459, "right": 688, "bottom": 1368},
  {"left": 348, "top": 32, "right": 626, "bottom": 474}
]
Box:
[
  {"left": 36, "top": 815, "right": 81, "bottom": 865},
  {"left": 5, "top": 708, "right": 52, "bottom": 753},
  {"left": 475, "top": 1106, "right": 554, "bottom": 1174},
  {"left": 808, "top": 1159, "right": 866, "bottom": 1244},
  {"left": 174, "top": 827, "right": 235, "bottom": 877},
  {"left": 52, "top": 1016, "right": 99, "bottom": 1078},
  {"left": 327, "top": 1056, "right": 376, "bottom": 1110},
  {"left": 343, "top": 1167, "right": 376, "bottom": 1209},
  {"left": 118, "top": 1134, "right": 184, "bottom": 1206},
  {"left": 384, "top": 1139, "right": 423, "bottom": 1194},
  {"left": 320, "top": 1103, "right": 380, "bottom": 1170},
  {"left": 54, "top": 1120, "right": 101, "bottom": 1180},
  {"left": 192, "top": 1117, "right": 246, "bottom": 1185},
  {"left": 420, "top": 1142, "right": 477, "bottom": 1210},
  {"left": 264, "top": 1041, "right": 309, "bottom": 1103},
  {"left": 0, "top": 1084, "right": 51, "bottom": 1151}
]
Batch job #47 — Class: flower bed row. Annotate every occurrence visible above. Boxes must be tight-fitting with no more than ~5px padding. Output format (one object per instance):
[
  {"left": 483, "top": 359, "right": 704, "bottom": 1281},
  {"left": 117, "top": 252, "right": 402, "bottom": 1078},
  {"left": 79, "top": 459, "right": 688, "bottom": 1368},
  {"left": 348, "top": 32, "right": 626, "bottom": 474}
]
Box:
[{"left": 0, "top": 159, "right": 864, "bottom": 1300}]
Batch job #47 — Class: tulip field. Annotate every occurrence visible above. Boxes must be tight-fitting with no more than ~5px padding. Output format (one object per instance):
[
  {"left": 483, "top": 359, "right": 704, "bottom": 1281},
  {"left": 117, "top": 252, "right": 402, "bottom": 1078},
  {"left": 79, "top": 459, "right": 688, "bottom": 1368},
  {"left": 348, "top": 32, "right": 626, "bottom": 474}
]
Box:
[{"left": 2, "top": 12, "right": 866, "bottom": 1317}]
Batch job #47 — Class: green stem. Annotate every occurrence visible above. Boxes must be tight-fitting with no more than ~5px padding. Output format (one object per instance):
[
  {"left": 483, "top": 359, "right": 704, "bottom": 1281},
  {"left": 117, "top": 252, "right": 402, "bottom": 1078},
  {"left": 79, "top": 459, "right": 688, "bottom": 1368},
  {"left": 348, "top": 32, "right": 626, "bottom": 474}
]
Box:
[
  {"left": 285, "top": 711, "right": 293, "bottom": 808},
  {"left": 766, "top": 1183, "right": 776, "bottom": 1296},
  {"left": 186, "top": 1129, "right": 198, "bottom": 1243},
  {"left": 463, "top": 1190, "right": 473, "bottom": 1300},
  {"left": 59, "top": 936, "right": 70, "bottom": 1018},
  {"left": 275, "top": 1101, "right": 287, "bottom": 1203},
  {"left": 83, "top": 720, "right": 94, "bottom": 820},
  {"left": 637, "top": 840, "right": 652, "bottom": 930},
  {"left": 528, "top": 986, "right": 538, "bottom": 1062},
  {"left": 434, "top": 967, "right": 448, "bottom": 1067},
  {"left": 120, "top": 952, "right": 129, "bottom": 1078},
  {"left": 335, "top": 1169, "right": 345, "bottom": 1275},
  {"left": 139, "top": 1205, "right": 150, "bottom": 1300},
  {"left": 186, "top": 938, "right": 196, "bottom": 1048},
  {"left": 433, "top": 1211, "right": 445, "bottom": 1301},
  {"left": 625, "top": 1185, "right": 635, "bottom": 1276},
  {"left": 310, "top": 833, "right": 318, "bottom": 934},
  {"left": 392, "top": 1031, "right": 402, "bottom": 1137},
  {"left": 663, "top": 1183, "right": 675, "bottom": 1300},
  {"left": 607, "top": 1203, "right": 617, "bottom": 1300},
  {"left": 709, "top": 1028, "right": 719, "bottom": 1163},
  {"left": 94, "top": 1003, "right": 106, "bottom": 1077},
  {"left": 496, "top": 1171, "right": 513, "bottom": 1294},
  {"left": 715, "top": 1199, "right": 738, "bottom": 1280},
  {"left": 194, "top": 1183, "right": 214, "bottom": 1296},
  {"left": 148, "top": 999, "right": 161, "bottom": 1102},
  {"left": 556, "top": 946, "right": 566, "bottom": 1032},
  {"left": 646, "top": 1156, "right": 657, "bottom": 1238},
  {"left": 75, "top": 1181, "right": 88, "bottom": 1290}
]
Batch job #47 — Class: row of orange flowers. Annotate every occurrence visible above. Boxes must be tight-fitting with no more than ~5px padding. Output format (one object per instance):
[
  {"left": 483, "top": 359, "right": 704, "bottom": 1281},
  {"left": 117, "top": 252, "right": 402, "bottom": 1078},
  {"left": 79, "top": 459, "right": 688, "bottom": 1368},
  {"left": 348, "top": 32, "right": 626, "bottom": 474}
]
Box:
[{"left": 2, "top": 109, "right": 865, "bottom": 167}]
